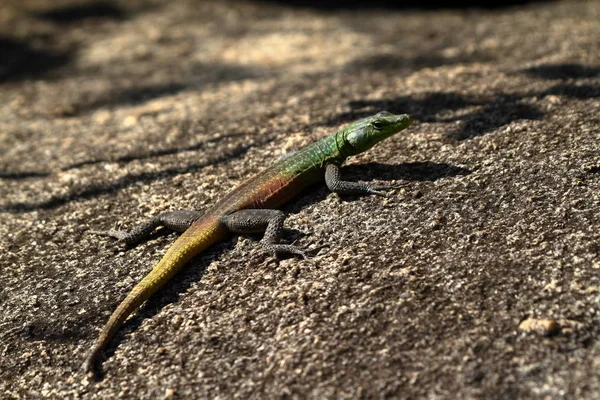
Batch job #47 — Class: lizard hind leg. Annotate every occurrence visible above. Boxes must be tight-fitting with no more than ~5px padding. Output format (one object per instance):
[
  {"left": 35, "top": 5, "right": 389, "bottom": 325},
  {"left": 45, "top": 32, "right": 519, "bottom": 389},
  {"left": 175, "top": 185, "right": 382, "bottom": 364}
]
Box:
[
  {"left": 90, "top": 210, "right": 202, "bottom": 245},
  {"left": 221, "top": 209, "right": 307, "bottom": 259}
]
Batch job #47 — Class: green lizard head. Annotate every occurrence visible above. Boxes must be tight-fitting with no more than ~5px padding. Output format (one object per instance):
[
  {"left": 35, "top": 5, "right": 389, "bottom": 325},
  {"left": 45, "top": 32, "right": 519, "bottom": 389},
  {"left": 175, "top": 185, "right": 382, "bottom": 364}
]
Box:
[{"left": 340, "top": 111, "right": 412, "bottom": 156}]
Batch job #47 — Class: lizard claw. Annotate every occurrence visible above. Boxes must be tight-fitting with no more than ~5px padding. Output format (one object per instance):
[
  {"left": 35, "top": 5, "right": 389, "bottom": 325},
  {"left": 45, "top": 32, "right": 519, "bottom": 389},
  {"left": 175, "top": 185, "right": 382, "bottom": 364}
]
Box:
[
  {"left": 307, "top": 244, "right": 327, "bottom": 255},
  {"left": 81, "top": 350, "right": 101, "bottom": 379},
  {"left": 89, "top": 229, "right": 130, "bottom": 241},
  {"left": 263, "top": 243, "right": 308, "bottom": 260},
  {"left": 367, "top": 188, "right": 388, "bottom": 197},
  {"left": 81, "top": 358, "right": 94, "bottom": 375},
  {"left": 366, "top": 183, "right": 407, "bottom": 197}
]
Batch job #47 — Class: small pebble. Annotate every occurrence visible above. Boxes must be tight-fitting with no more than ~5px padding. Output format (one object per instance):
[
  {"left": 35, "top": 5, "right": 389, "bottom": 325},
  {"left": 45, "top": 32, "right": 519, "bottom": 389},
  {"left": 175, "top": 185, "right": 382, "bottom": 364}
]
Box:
[{"left": 518, "top": 318, "right": 560, "bottom": 336}]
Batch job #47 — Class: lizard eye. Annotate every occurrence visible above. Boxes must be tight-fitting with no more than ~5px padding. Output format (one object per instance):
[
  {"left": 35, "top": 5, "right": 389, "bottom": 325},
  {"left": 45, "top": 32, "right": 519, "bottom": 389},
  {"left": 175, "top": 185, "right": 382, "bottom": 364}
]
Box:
[{"left": 372, "top": 121, "right": 386, "bottom": 130}]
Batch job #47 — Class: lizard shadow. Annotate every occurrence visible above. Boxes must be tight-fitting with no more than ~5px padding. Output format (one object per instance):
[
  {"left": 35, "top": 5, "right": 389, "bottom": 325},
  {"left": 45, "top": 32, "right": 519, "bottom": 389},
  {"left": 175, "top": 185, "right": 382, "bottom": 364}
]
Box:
[{"left": 342, "top": 162, "right": 471, "bottom": 183}]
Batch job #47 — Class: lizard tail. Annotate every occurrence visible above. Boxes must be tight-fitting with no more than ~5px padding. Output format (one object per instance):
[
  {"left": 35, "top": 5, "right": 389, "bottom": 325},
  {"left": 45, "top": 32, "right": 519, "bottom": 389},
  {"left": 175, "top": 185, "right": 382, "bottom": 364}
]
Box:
[
  {"left": 82, "top": 285, "right": 149, "bottom": 373},
  {"left": 83, "top": 217, "right": 225, "bottom": 374}
]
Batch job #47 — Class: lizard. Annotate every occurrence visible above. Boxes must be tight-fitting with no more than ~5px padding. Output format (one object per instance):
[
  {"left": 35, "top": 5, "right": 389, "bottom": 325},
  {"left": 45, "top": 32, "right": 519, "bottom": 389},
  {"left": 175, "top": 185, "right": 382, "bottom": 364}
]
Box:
[{"left": 83, "top": 111, "right": 412, "bottom": 373}]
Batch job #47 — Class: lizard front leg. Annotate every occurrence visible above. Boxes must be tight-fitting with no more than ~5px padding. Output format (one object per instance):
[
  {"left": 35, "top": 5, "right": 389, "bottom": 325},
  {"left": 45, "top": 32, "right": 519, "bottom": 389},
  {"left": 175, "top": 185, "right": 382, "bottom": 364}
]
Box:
[
  {"left": 221, "top": 209, "right": 307, "bottom": 259},
  {"left": 90, "top": 210, "right": 202, "bottom": 245},
  {"left": 325, "top": 163, "right": 400, "bottom": 196}
]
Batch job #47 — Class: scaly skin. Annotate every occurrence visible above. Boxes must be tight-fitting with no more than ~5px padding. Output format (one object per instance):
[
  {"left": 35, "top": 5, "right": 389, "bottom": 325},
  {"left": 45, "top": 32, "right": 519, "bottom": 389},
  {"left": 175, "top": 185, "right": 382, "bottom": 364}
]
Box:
[{"left": 83, "top": 111, "right": 412, "bottom": 373}]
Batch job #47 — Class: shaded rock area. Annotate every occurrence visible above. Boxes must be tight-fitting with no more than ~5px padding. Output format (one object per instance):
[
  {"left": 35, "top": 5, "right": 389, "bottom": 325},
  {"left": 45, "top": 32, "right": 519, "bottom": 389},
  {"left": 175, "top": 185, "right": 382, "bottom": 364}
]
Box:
[{"left": 1, "top": 0, "right": 599, "bottom": 398}]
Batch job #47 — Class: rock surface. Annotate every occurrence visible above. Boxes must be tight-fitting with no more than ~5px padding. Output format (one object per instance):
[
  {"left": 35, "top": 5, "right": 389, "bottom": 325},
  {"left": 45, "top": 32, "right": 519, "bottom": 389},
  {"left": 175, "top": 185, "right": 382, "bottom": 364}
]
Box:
[{"left": 1, "top": 0, "right": 599, "bottom": 398}]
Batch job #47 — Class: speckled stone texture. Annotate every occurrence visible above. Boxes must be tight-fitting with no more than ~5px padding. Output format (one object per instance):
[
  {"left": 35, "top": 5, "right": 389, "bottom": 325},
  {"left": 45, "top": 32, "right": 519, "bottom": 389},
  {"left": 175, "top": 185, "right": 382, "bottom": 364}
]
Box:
[{"left": 1, "top": 0, "right": 599, "bottom": 398}]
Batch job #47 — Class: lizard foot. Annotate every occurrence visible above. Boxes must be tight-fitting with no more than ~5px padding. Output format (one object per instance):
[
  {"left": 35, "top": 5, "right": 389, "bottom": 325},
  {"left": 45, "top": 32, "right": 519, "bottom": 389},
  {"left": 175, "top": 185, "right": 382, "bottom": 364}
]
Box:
[
  {"left": 365, "top": 183, "right": 408, "bottom": 197},
  {"left": 263, "top": 243, "right": 308, "bottom": 260}
]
